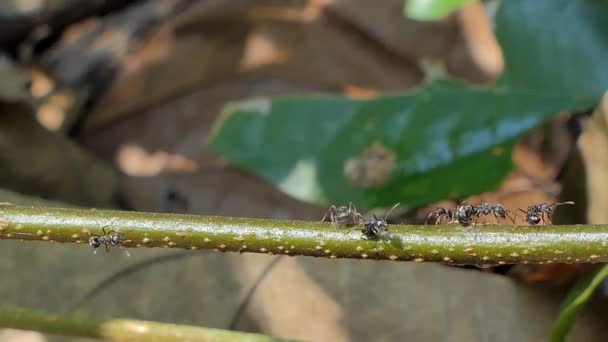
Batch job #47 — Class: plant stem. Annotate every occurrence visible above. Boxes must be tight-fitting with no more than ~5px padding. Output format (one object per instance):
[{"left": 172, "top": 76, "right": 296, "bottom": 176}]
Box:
[
  {"left": 0, "top": 306, "right": 291, "bottom": 341},
  {"left": 550, "top": 264, "right": 608, "bottom": 342},
  {"left": 0, "top": 204, "right": 607, "bottom": 265}
]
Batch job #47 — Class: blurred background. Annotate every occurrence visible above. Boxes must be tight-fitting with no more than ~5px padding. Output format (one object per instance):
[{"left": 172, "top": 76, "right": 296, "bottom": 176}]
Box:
[{"left": 0, "top": 0, "right": 607, "bottom": 341}]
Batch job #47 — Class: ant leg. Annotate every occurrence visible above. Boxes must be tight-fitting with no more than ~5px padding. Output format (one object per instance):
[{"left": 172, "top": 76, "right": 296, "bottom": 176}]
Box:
[
  {"left": 448, "top": 207, "right": 458, "bottom": 224},
  {"left": 353, "top": 204, "right": 366, "bottom": 224},
  {"left": 516, "top": 208, "right": 527, "bottom": 222},
  {"left": 426, "top": 212, "right": 435, "bottom": 225},
  {"left": 105, "top": 244, "right": 110, "bottom": 253},
  {"left": 540, "top": 213, "right": 548, "bottom": 225},
  {"left": 356, "top": 213, "right": 365, "bottom": 225},
  {"left": 505, "top": 210, "right": 517, "bottom": 224},
  {"left": 547, "top": 212, "right": 554, "bottom": 225},
  {"left": 320, "top": 211, "right": 328, "bottom": 223},
  {"left": 321, "top": 206, "right": 334, "bottom": 222}
]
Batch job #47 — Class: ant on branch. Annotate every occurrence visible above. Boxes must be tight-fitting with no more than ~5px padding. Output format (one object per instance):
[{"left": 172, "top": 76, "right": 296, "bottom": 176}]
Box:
[
  {"left": 473, "top": 203, "right": 516, "bottom": 225},
  {"left": 89, "top": 226, "right": 130, "bottom": 255},
  {"left": 361, "top": 203, "right": 400, "bottom": 239},
  {"left": 427, "top": 202, "right": 516, "bottom": 227},
  {"left": 518, "top": 201, "right": 575, "bottom": 225},
  {"left": 321, "top": 202, "right": 364, "bottom": 226},
  {"left": 426, "top": 207, "right": 454, "bottom": 225},
  {"left": 454, "top": 202, "right": 476, "bottom": 227}
]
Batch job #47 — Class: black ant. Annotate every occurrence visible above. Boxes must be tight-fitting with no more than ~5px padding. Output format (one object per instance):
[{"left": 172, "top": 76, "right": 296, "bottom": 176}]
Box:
[
  {"left": 89, "top": 226, "right": 128, "bottom": 255},
  {"left": 454, "top": 202, "right": 476, "bottom": 227},
  {"left": 426, "top": 207, "right": 454, "bottom": 225},
  {"left": 518, "top": 201, "right": 575, "bottom": 225},
  {"left": 361, "top": 203, "right": 400, "bottom": 239},
  {"left": 321, "top": 202, "right": 364, "bottom": 226},
  {"left": 473, "top": 203, "right": 516, "bottom": 224}
]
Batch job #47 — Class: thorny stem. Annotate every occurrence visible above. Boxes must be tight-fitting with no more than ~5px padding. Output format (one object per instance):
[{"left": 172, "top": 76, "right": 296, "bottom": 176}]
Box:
[
  {"left": 0, "top": 306, "right": 291, "bottom": 341},
  {"left": 0, "top": 204, "right": 607, "bottom": 266}
]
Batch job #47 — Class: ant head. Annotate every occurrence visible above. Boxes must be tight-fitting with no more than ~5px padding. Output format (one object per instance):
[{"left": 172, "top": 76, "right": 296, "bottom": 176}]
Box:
[
  {"left": 364, "top": 217, "right": 375, "bottom": 229},
  {"left": 528, "top": 215, "right": 541, "bottom": 225},
  {"left": 89, "top": 236, "right": 101, "bottom": 248},
  {"left": 459, "top": 203, "right": 472, "bottom": 210},
  {"left": 457, "top": 205, "right": 469, "bottom": 213},
  {"left": 110, "top": 234, "right": 122, "bottom": 245},
  {"left": 462, "top": 201, "right": 474, "bottom": 208}
]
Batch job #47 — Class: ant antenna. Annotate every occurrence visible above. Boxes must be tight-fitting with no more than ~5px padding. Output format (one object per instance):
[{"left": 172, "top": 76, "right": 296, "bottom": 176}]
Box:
[
  {"left": 384, "top": 203, "right": 400, "bottom": 221},
  {"left": 552, "top": 201, "right": 575, "bottom": 207}
]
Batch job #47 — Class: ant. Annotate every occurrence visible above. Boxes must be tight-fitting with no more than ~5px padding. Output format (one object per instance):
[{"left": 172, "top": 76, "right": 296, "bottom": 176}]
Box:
[
  {"left": 361, "top": 203, "right": 400, "bottom": 239},
  {"left": 454, "top": 202, "right": 476, "bottom": 227},
  {"left": 518, "top": 201, "right": 575, "bottom": 225},
  {"left": 473, "top": 203, "right": 516, "bottom": 224},
  {"left": 89, "top": 226, "right": 128, "bottom": 254},
  {"left": 426, "top": 207, "right": 454, "bottom": 225},
  {"left": 321, "top": 202, "right": 364, "bottom": 226}
]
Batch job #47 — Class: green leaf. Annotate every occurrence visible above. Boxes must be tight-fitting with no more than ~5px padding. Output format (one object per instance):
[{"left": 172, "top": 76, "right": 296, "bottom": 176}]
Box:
[
  {"left": 404, "top": 0, "right": 475, "bottom": 21},
  {"left": 208, "top": 80, "right": 590, "bottom": 207},
  {"left": 207, "top": 0, "right": 607, "bottom": 208},
  {"left": 497, "top": 0, "right": 608, "bottom": 100},
  {"left": 550, "top": 265, "right": 608, "bottom": 342}
]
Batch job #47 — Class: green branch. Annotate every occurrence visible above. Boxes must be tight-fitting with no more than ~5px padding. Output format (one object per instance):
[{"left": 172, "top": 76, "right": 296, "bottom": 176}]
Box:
[
  {"left": 0, "top": 306, "right": 291, "bottom": 341},
  {"left": 0, "top": 204, "right": 607, "bottom": 265}
]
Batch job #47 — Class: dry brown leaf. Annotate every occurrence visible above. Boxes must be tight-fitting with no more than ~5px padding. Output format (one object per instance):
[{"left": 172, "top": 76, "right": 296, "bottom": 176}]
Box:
[{"left": 578, "top": 92, "right": 608, "bottom": 224}]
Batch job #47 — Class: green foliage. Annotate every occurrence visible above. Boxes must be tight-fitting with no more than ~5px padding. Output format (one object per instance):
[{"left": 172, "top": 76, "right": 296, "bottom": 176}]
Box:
[
  {"left": 208, "top": 0, "right": 607, "bottom": 208},
  {"left": 497, "top": 0, "right": 608, "bottom": 100},
  {"left": 550, "top": 265, "right": 608, "bottom": 342},
  {"left": 208, "top": 81, "right": 588, "bottom": 207},
  {"left": 403, "top": 0, "right": 474, "bottom": 21}
]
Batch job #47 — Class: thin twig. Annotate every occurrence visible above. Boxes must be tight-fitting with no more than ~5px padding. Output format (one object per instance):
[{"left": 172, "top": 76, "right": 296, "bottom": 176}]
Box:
[
  {"left": 1, "top": 204, "right": 607, "bottom": 265},
  {"left": 229, "top": 256, "right": 284, "bottom": 330},
  {"left": 0, "top": 306, "right": 293, "bottom": 341},
  {"left": 68, "top": 251, "right": 197, "bottom": 312}
]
